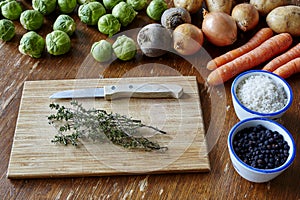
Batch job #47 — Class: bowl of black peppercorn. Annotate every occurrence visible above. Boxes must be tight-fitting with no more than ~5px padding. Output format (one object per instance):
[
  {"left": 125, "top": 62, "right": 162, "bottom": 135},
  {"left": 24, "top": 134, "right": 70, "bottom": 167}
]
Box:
[{"left": 228, "top": 117, "right": 296, "bottom": 183}]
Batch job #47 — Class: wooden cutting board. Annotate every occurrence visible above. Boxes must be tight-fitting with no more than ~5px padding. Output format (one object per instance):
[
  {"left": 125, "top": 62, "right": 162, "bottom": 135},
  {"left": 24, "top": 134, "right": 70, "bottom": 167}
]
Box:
[{"left": 7, "top": 76, "right": 210, "bottom": 179}]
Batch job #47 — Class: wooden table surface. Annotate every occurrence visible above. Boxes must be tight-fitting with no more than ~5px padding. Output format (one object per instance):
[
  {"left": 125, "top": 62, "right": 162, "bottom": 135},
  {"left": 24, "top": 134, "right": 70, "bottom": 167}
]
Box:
[{"left": 1, "top": 1, "right": 299, "bottom": 199}]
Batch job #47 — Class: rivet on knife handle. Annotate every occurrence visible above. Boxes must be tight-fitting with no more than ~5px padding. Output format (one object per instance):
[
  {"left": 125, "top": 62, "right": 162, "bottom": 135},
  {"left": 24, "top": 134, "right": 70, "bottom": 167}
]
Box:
[{"left": 104, "top": 84, "right": 184, "bottom": 100}]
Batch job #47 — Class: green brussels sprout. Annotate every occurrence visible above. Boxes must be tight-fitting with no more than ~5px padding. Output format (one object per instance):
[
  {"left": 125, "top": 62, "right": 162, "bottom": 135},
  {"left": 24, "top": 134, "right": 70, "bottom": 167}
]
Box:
[
  {"left": 78, "top": 2, "right": 106, "bottom": 26},
  {"left": 103, "top": 0, "right": 122, "bottom": 10},
  {"left": 0, "top": 19, "right": 15, "bottom": 41},
  {"left": 91, "top": 40, "right": 113, "bottom": 62},
  {"left": 1, "top": 1, "right": 22, "bottom": 20},
  {"left": 53, "top": 14, "right": 76, "bottom": 36},
  {"left": 0, "top": 0, "right": 14, "bottom": 8},
  {"left": 146, "top": 0, "right": 167, "bottom": 21},
  {"left": 112, "top": 35, "right": 136, "bottom": 61},
  {"left": 77, "top": 0, "right": 94, "bottom": 5},
  {"left": 20, "top": 10, "right": 44, "bottom": 31},
  {"left": 58, "top": 0, "right": 77, "bottom": 14},
  {"left": 98, "top": 14, "right": 121, "bottom": 37},
  {"left": 126, "top": 0, "right": 147, "bottom": 11},
  {"left": 32, "top": 0, "right": 57, "bottom": 15},
  {"left": 112, "top": 2, "right": 137, "bottom": 27},
  {"left": 19, "top": 31, "right": 45, "bottom": 58},
  {"left": 46, "top": 30, "right": 71, "bottom": 55}
]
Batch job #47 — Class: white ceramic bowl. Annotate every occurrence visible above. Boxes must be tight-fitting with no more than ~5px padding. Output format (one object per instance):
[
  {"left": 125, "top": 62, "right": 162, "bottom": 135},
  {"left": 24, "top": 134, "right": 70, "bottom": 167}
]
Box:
[
  {"left": 227, "top": 118, "right": 296, "bottom": 183},
  {"left": 231, "top": 70, "right": 293, "bottom": 120}
]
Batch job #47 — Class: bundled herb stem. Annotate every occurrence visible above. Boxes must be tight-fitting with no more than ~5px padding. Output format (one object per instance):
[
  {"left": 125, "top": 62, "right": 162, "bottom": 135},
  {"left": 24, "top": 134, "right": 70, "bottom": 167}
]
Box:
[{"left": 48, "top": 101, "right": 167, "bottom": 151}]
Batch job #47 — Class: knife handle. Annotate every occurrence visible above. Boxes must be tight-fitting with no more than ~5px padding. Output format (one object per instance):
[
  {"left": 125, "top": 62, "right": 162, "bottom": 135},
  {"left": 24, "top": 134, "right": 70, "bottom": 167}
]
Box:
[{"left": 104, "top": 84, "right": 183, "bottom": 100}]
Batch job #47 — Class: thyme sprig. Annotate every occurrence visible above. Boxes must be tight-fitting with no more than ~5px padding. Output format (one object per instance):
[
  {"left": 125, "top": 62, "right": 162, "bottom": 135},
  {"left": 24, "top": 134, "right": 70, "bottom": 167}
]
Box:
[{"left": 48, "top": 101, "right": 167, "bottom": 151}]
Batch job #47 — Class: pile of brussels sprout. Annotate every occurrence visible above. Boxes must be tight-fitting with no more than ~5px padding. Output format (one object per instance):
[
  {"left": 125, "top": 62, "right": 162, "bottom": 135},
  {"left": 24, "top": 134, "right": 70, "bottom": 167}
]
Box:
[
  {"left": 0, "top": 0, "right": 167, "bottom": 59},
  {"left": 91, "top": 35, "right": 137, "bottom": 62},
  {"left": 80, "top": 0, "right": 167, "bottom": 37},
  {"left": 0, "top": 0, "right": 76, "bottom": 57}
]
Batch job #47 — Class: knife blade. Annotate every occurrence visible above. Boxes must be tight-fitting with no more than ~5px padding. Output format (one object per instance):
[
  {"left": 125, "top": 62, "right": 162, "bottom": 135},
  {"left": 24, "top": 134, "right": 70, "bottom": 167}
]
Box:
[{"left": 49, "top": 83, "right": 183, "bottom": 100}]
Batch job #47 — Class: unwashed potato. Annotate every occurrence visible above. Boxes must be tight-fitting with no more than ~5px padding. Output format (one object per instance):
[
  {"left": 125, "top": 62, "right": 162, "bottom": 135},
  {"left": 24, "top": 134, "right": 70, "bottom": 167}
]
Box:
[
  {"left": 204, "top": 0, "right": 233, "bottom": 14},
  {"left": 174, "top": 0, "right": 203, "bottom": 14},
  {"left": 266, "top": 5, "right": 300, "bottom": 37},
  {"left": 250, "top": 0, "right": 288, "bottom": 16}
]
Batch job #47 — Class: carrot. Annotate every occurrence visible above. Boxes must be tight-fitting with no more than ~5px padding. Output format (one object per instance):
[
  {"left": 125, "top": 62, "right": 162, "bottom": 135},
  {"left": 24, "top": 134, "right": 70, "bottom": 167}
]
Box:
[
  {"left": 207, "top": 33, "right": 293, "bottom": 85},
  {"left": 262, "top": 43, "right": 300, "bottom": 72},
  {"left": 273, "top": 57, "right": 300, "bottom": 79},
  {"left": 206, "top": 27, "right": 274, "bottom": 70}
]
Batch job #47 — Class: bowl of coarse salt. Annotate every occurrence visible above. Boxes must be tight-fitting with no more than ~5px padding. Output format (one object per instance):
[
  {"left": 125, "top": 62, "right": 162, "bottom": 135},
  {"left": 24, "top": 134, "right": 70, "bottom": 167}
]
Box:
[{"left": 231, "top": 70, "right": 293, "bottom": 120}]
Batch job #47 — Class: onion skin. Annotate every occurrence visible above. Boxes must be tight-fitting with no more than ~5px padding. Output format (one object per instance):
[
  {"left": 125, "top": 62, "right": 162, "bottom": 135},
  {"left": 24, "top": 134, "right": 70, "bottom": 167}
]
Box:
[
  {"left": 231, "top": 3, "right": 259, "bottom": 32},
  {"left": 173, "top": 23, "right": 204, "bottom": 55},
  {"left": 202, "top": 11, "right": 237, "bottom": 47}
]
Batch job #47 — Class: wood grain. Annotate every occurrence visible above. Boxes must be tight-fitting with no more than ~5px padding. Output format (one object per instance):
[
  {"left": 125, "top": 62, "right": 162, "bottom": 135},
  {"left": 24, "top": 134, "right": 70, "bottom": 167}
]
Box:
[
  {"left": 7, "top": 76, "right": 210, "bottom": 178},
  {"left": 1, "top": 0, "right": 300, "bottom": 199}
]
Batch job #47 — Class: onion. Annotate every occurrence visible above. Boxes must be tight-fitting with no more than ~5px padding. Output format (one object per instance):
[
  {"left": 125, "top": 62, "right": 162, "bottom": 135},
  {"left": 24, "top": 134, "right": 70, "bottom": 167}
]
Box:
[
  {"left": 202, "top": 10, "right": 237, "bottom": 46},
  {"left": 173, "top": 23, "right": 204, "bottom": 55},
  {"left": 231, "top": 3, "right": 259, "bottom": 32}
]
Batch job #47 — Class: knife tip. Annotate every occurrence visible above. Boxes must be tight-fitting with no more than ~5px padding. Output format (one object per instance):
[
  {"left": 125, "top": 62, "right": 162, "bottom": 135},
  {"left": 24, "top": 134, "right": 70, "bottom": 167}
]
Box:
[{"left": 49, "top": 94, "right": 57, "bottom": 99}]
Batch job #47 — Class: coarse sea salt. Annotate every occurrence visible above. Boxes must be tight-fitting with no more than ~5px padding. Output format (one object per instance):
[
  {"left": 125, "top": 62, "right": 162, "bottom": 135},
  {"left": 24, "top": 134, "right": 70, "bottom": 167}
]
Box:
[{"left": 236, "top": 74, "right": 287, "bottom": 113}]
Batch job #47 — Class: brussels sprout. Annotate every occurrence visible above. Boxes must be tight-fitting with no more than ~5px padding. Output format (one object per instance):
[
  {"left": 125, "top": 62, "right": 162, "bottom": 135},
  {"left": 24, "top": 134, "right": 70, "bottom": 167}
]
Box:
[
  {"left": 19, "top": 31, "right": 45, "bottom": 58},
  {"left": 20, "top": 10, "right": 44, "bottom": 31},
  {"left": 58, "top": 0, "right": 77, "bottom": 14},
  {"left": 53, "top": 14, "right": 76, "bottom": 36},
  {"left": 103, "top": 0, "right": 122, "bottom": 10},
  {"left": 91, "top": 40, "right": 113, "bottom": 62},
  {"left": 46, "top": 30, "right": 71, "bottom": 55},
  {"left": 112, "top": 35, "right": 136, "bottom": 61},
  {"left": 112, "top": 2, "right": 137, "bottom": 27},
  {"left": 78, "top": 2, "right": 106, "bottom": 26},
  {"left": 77, "top": 0, "right": 94, "bottom": 5},
  {"left": 146, "top": 0, "right": 167, "bottom": 21},
  {"left": 0, "top": 0, "right": 14, "bottom": 8},
  {"left": 32, "top": 0, "right": 57, "bottom": 15},
  {"left": 1, "top": 1, "right": 22, "bottom": 20},
  {"left": 98, "top": 14, "right": 121, "bottom": 37},
  {"left": 126, "top": 0, "right": 147, "bottom": 11},
  {"left": 0, "top": 19, "right": 15, "bottom": 41}
]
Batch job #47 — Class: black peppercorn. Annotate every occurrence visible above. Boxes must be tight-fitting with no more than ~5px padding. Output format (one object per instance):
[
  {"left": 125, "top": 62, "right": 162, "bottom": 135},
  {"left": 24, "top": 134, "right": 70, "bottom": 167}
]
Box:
[{"left": 233, "top": 124, "right": 290, "bottom": 169}]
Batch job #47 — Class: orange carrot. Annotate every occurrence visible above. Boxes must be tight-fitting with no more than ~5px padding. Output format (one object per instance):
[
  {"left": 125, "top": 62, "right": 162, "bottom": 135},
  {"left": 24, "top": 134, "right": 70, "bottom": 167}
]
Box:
[
  {"left": 207, "top": 33, "right": 293, "bottom": 85},
  {"left": 273, "top": 57, "right": 300, "bottom": 79},
  {"left": 262, "top": 43, "right": 300, "bottom": 72},
  {"left": 206, "top": 27, "right": 274, "bottom": 70}
]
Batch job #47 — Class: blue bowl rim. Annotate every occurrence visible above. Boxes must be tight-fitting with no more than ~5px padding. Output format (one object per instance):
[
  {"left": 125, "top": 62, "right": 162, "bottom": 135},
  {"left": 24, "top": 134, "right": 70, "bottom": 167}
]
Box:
[
  {"left": 231, "top": 70, "right": 293, "bottom": 117},
  {"left": 228, "top": 117, "right": 296, "bottom": 174}
]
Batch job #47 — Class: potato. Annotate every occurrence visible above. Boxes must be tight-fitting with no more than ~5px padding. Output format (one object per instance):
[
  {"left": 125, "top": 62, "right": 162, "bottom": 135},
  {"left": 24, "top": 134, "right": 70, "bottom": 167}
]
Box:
[
  {"left": 204, "top": 0, "right": 233, "bottom": 14},
  {"left": 174, "top": 0, "right": 203, "bottom": 14},
  {"left": 250, "top": 0, "right": 288, "bottom": 16},
  {"left": 266, "top": 5, "right": 300, "bottom": 37}
]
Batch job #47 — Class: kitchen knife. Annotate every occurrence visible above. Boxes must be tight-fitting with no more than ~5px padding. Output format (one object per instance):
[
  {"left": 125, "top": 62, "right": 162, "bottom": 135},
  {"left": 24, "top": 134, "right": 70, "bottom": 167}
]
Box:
[{"left": 49, "top": 83, "right": 184, "bottom": 100}]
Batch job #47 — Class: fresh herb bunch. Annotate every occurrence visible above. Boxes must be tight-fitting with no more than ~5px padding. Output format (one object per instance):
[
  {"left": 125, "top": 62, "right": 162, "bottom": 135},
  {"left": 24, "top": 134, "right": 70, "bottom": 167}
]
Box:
[{"left": 48, "top": 101, "right": 167, "bottom": 151}]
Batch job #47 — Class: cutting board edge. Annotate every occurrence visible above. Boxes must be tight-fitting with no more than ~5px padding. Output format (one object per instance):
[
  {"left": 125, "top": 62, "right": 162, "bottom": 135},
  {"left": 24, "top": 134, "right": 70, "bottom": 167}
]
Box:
[{"left": 7, "top": 166, "right": 210, "bottom": 179}]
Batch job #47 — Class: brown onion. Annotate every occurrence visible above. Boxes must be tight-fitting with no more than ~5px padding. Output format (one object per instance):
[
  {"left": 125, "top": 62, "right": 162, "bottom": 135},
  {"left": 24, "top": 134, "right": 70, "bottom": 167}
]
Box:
[
  {"left": 231, "top": 3, "right": 259, "bottom": 32},
  {"left": 202, "top": 10, "right": 237, "bottom": 46},
  {"left": 173, "top": 23, "right": 204, "bottom": 55}
]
